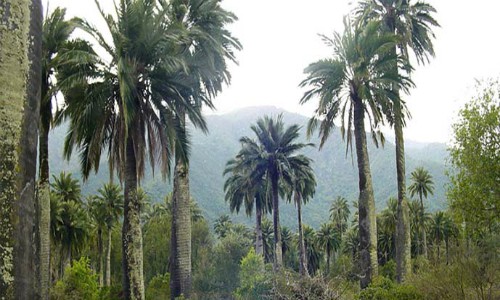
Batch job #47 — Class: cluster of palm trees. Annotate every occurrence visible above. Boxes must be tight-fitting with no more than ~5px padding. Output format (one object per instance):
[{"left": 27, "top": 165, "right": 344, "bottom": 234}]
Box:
[{"left": 1, "top": 0, "right": 240, "bottom": 299}]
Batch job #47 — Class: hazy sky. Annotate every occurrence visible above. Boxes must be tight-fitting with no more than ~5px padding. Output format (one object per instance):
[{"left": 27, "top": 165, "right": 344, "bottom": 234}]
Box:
[{"left": 43, "top": 0, "right": 500, "bottom": 143}]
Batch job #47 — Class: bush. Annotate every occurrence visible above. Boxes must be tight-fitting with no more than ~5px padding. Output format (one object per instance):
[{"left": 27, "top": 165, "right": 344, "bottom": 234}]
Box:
[
  {"left": 272, "top": 270, "right": 342, "bottom": 300},
  {"left": 380, "top": 260, "right": 396, "bottom": 281},
  {"left": 146, "top": 273, "right": 170, "bottom": 300},
  {"left": 51, "top": 257, "right": 99, "bottom": 300},
  {"left": 357, "top": 276, "right": 422, "bottom": 300},
  {"left": 234, "top": 248, "right": 272, "bottom": 299}
]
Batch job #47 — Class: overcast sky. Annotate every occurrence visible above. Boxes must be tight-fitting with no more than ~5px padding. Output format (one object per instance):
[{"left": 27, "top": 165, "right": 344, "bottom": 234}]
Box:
[{"left": 43, "top": 0, "right": 500, "bottom": 143}]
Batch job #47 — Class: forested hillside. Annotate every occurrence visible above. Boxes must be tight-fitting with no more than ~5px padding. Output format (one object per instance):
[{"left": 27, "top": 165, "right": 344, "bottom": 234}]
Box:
[{"left": 49, "top": 106, "right": 448, "bottom": 228}]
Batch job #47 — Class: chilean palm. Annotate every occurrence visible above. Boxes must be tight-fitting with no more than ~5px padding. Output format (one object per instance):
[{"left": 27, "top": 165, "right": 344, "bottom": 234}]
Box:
[
  {"left": 236, "top": 115, "right": 313, "bottom": 271},
  {"left": 214, "top": 215, "right": 233, "bottom": 239},
  {"left": 355, "top": 0, "right": 439, "bottom": 282},
  {"left": 300, "top": 18, "right": 412, "bottom": 288},
  {"left": 317, "top": 222, "right": 341, "bottom": 275},
  {"left": 95, "top": 183, "right": 124, "bottom": 287},
  {"left": 88, "top": 196, "right": 107, "bottom": 286},
  {"left": 329, "top": 196, "right": 350, "bottom": 238},
  {"left": 430, "top": 211, "right": 445, "bottom": 261},
  {"left": 303, "top": 225, "right": 321, "bottom": 276},
  {"left": 0, "top": 0, "right": 41, "bottom": 297},
  {"left": 408, "top": 167, "right": 434, "bottom": 258}
]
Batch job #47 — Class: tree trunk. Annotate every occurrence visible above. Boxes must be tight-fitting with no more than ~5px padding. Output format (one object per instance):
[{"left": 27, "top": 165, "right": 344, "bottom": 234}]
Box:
[
  {"left": 0, "top": 0, "right": 41, "bottom": 298},
  {"left": 170, "top": 138, "right": 192, "bottom": 299},
  {"left": 352, "top": 96, "right": 378, "bottom": 289},
  {"left": 326, "top": 246, "right": 331, "bottom": 275},
  {"left": 445, "top": 238, "right": 449, "bottom": 265},
  {"left": 106, "top": 227, "right": 112, "bottom": 287},
  {"left": 271, "top": 174, "right": 283, "bottom": 271},
  {"left": 394, "top": 112, "right": 412, "bottom": 283},
  {"left": 420, "top": 196, "right": 428, "bottom": 258},
  {"left": 97, "top": 228, "right": 103, "bottom": 287},
  {"left": 255, "top": 197, "right": 264, "bottom": 256},
  {"left": 296, "top": 192, "right": 309, "bottom": 277},
  {"left": 122, "top": 137, "right": 145, "bottom": 300},
  {"left": 436, "top": 236, "right": 440, "bottom": 262}
]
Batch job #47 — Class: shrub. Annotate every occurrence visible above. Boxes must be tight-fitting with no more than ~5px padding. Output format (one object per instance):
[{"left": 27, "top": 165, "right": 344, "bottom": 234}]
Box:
[
  {"left": 272, "top": 270, "right": 342, "bottom": 300},
  {"left": 357, "top": 276, "right": 422, "bottom": 300},
  {"left": 380, "top": 260, "right": 396, "bottom": 281},
  {"left": 51, "top": 257, "right": 99, "bottom": 300},
  {"left": 234, "top": 248, "right": 272, "bottom": 299},
  {"left": 146, "top": 273, "right": 170, "bottom": 300}
]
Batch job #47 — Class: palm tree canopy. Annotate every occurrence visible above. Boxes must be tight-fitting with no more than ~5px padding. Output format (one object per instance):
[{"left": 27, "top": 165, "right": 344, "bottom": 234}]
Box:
[
  {"left": 329, "top": 196, "right": 350, "bottom": 230},
  {"left": 408, "top": 167, "right": 435, "bottom": 199},
  {"left": 95, "top": 183, "right": 124, "bottom": 229},
  {"left": 51, "top": 172, "right": 82, "bottom": 203},
  {"left": 300, "top": 18, "right": 414, "bottom": 150}
]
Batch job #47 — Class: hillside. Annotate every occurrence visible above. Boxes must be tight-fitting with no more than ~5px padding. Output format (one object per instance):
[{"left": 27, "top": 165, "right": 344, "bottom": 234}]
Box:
[{"left": 49, "top": 106, "right": 449, "bottom": 228}]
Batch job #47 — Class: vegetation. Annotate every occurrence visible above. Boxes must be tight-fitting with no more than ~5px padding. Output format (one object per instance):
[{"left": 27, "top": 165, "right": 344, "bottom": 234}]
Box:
[{"left": 0, "top": 0, "right": 499, "bottom": 299}]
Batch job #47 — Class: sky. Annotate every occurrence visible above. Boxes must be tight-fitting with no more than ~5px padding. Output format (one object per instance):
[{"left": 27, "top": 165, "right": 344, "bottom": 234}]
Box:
[{"left": 42, "top": 0, "right": 500, "bottom": 143}]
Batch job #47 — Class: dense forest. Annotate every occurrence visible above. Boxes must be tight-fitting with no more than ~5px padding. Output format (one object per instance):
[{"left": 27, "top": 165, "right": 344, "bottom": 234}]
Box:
[{"left": 0, "top": 1, "right": 498, "bottom": 300}]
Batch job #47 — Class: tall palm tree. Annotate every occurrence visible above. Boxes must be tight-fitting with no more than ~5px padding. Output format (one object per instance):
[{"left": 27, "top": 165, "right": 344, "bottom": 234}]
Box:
[
  {"left": 280, "top": 226, "right": 293, "bottom": 266},
  {"left": 88, "top": 196, "right": 107, "bottom": 286},
  {"left": 377, "top": 198, "right": 397, "bottom": 263},
  {"left": 166, "top": 2, "right": 241, "bottom": 297},
  {"left": 95, "top": 183, "right": 124, "bottom": 287},
  {"left": 329, "top": 196, "right": 351, "bottom": 239},
  {"left": 224, "top": 154, "right": 271, "bottom": 257},
  {"left": 51, "top": 172, "right": 81, "bottom": 203},
  {"left": 355, "top": 0, "right": 439, "bottom": 282},
  {"left": 235, "top": 115, "right": 313, "bottom": 271},
  {"left": 299, "top": 18, "right": 412, "bottom": 288},
  {"left": 285, "top": 155, "right": 316, "bottom": 276},
  {"left": 0, "top": 0, "right": 42, "bottom": 297},
  {"left": 303, "top": 225, "right": 321, "bottom": 276},
  {"left": 60, "top": 1, "right": 204, "bottom": 297},
  {"left": 316, "top": 223, "right": 341, "bottom": 275},
  {"left": 213, "top": 215, "right": 233, "bottom": 239},
  {"left": 408, "top": 167, "right": 434, "bottom": 258},
  {"left": 430, "top": 211, "right": 445, "bottom": 261}
]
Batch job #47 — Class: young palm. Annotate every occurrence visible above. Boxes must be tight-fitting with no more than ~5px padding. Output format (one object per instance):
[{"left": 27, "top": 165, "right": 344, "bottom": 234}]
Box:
[
  {"left": 355, "top": 0, "right": 439, "bottom": 282},
  {"left": 95, "top": 183, "right": 124, "bottom": 286},
  {"left": 300, "top": 18, "right": 412, "bottom": 288},
  {"left": 316, "top": 223, "right": 341, "bottom": 275},
  {"left": 236, "top": 115, "right": 313, "bottom": 271},
  {"left": 430, "top": 211, "right": 446, "bottom": 261},
  {"left": 408, "top": 167, "right": 434, "bottom": 258}
]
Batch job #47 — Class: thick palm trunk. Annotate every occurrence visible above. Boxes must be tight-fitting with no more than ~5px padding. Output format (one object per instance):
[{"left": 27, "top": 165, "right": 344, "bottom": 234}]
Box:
[
  {"left": 255, "top": 198, "right": 264, "bottom": 256},
  {"left": 420, "top": 196, "right": 428, "bottom": 258},
  {"left": 170, "top": 146, "right": 191, "bottom": 299},
  {"left": 296, "top": 192, "right": 309, "bottom": 277},
  {"left": 271, "top": 175, "right": 283, "bottom": 271},
  {"left": 394, "top": 113, "right": 412, "bottom": 283},
  {"left": 352, "top": 96, "right": 378, "bottom": 289},
  {"left": 122, "top": 137, "right": 145, "bottom": 300},
  {"left": 0, "top": 0, "right": 41, "bottom": 298},
  {"left": 106, "top": 227, "right": 112, "bottom": 286}
]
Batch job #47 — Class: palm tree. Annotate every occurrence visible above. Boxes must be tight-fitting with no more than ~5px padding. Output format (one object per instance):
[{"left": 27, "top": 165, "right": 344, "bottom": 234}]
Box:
[
  {"left": 430, "top": 211, "right": 446, "bottom": 261},
  {"left": 214, "top": 215, "right": 233, "bottom": 239},
  {"left": 235, "top": 115, "right": 313, "bottom": 271},
  {"left": 0, "top": 0, "right": 42, "bottom": 297},
  {"left": 377, "top": 199, "right": 397, "bottom": 264},
  {"left": 224, "top": 154, "right": 271, "bottom": 257},
  {"left": 261, "top": 218, "right": 274, "bottom": 263},
  {"left": 303, "top": 225, "right": 321, "bottom": 276},
  {"left": 51, "top": 172, "right": 81, "bottom": 203},
  {"left": 281, "top": 227, "right": 293, "bottom": 266},
  {"left": 88, "top": 196, "right": 107, "bottom": 286},
  {"left": 408, "top": 167, "right": 434, "bottom": 258},
  {"left": 299, "top": 18, "right": 412, "bottom": 288},
  {"left": 285, "top": 156, "right": 316, "bottom": 277},
  {"left": 166, "top": 2, "right": 241, "bottom": 297},
  {"left": 330, "top": 196, "right": 351, "bottom": 239},
  {"left": 355, "top": 0, "right": 439, "bottom": 282},
  {"left": 317, "top": 223, "right": 341, "bottom": 275},
  {"left": 442, "top": 214, "right": 458, "bottom": 265},
  {"left": 95, "top": 183, "right": 124, "bottom": 287}
]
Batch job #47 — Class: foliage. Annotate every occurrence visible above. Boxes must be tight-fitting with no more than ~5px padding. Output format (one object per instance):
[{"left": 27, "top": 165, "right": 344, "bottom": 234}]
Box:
[
  {"left": 380, "top": 260, "right": 396, "bottom": 281},
  {"left": 357, "top": 276, "right": 422, "bottom": 300},
  {"left": 448, "top": 80, "right": 500, "bottom": 236},
  {"left": 51, "top": 257, "right": 99, "bottom": 300},
  {"left": 145, "top": 273, "right": 170, "bottom": 300},
  {"left": 234, "top": 248, "right": 272, "bottom": 299},
  {"left": 272, "top": 270, "right": 342, "bottom": 300}
]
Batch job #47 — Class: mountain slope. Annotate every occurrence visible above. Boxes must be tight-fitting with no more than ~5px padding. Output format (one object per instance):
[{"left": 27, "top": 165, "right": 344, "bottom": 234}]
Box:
[{"left": 49, "top": 106, "right": 449, "bottom": 228}]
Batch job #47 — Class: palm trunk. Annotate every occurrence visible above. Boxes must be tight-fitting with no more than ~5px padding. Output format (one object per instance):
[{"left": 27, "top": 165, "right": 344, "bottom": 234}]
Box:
[
  {"left": 122, "top": 136, "right": 145, "bottom": 300},
  {"left": 326, "top": 246, "right": 331, "bottom": 275},
  {"left": 394, "top": 112, "right": 412, "bottom": 283},
  {"left": 352, "top": 94, "right": 378, "bottom": 289},
  {"left": 420, "top": 195, "right": 428, "bottom": 258},
  {"left": 0, "top": 0, "right": 41, "bottom": 298},
  {"left": 296, "top": 192, "right": 309, "bottom": 277},
  {"left": 255, "top": 196, "right": 264, "bottom": 256},
  {"left": 106, "top": 227, "right": 112, "bottom": 286},
  {"left": 170, "top": 120, "right": 192, "bottom": 299},
  {"left": 436, "top": 236, "right": 440, "bottom": 262},
  {"left": 445, "top": 238, "right": 449, "bottom": 265},
  {"left": 97, "top": 228, "right": 103, "bottom": 287},
  {"left": 271, "top": 174, "right": 283, "bottom": 271}
]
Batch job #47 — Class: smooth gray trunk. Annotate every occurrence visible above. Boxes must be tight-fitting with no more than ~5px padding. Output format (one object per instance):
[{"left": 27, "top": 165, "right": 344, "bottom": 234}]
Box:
[
  {"left": 353, "top": 95, "right": 378, "bottom": 289},
  {"left": 106, "top": 227, "right": 112, "bottom": 286},
  {"left": 271, "top": 175, "right": 283, "bottom": 271},
  {"left": 420, "top": 195, "right": 428, "bottom": 258},
  {"left": 255, "top": 198, "right": 264, "bottom": 256},
  {"left": 296, "top": 192, "right": 309, "bottom": 277}
]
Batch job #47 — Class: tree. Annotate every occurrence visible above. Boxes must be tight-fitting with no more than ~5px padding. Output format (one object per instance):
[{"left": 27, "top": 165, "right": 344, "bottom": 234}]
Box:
[
  {"left": 299, "top": 18, "right": 412, "bottom": 288},
  {"left": 316, "top": 223, "right": 341, "bottom": 275},
  {"left": 377, "top": 198, "right": 398, "bottom": 264},
  {"left": 429, "top": 211, "right": 446, "bottom": 261},
  {"left": 329, "top": 196, "right": 350, "bottom": 239},
  {"left": 234, "top": 115, "right": 313, "bottom": 271},
  {"left": 355, "top": 0, "right": 439, "bottom": 283},
  {"left": 0, "top": 0, "right": 42, "bottom": 298},
  {"left": 408, "top": 167, "right": 434, "bottom": 258},
  {"left": 214, "top": 215, "right": 233, "bottom": 239},
  {"left": 448, "top": 80, "right": 500, "bottom": 237},
  {"left": 303, "top": 225, "right": 321, "bottom": 276},
  {"left": 88, "top": 196, "right": 107, "bottom": 286},
  {"left": 166, "top": 1, "right": 241, "bottom": 297},
  {"left": 95, "top": 183, "right": 123, "bottom": 287}
]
